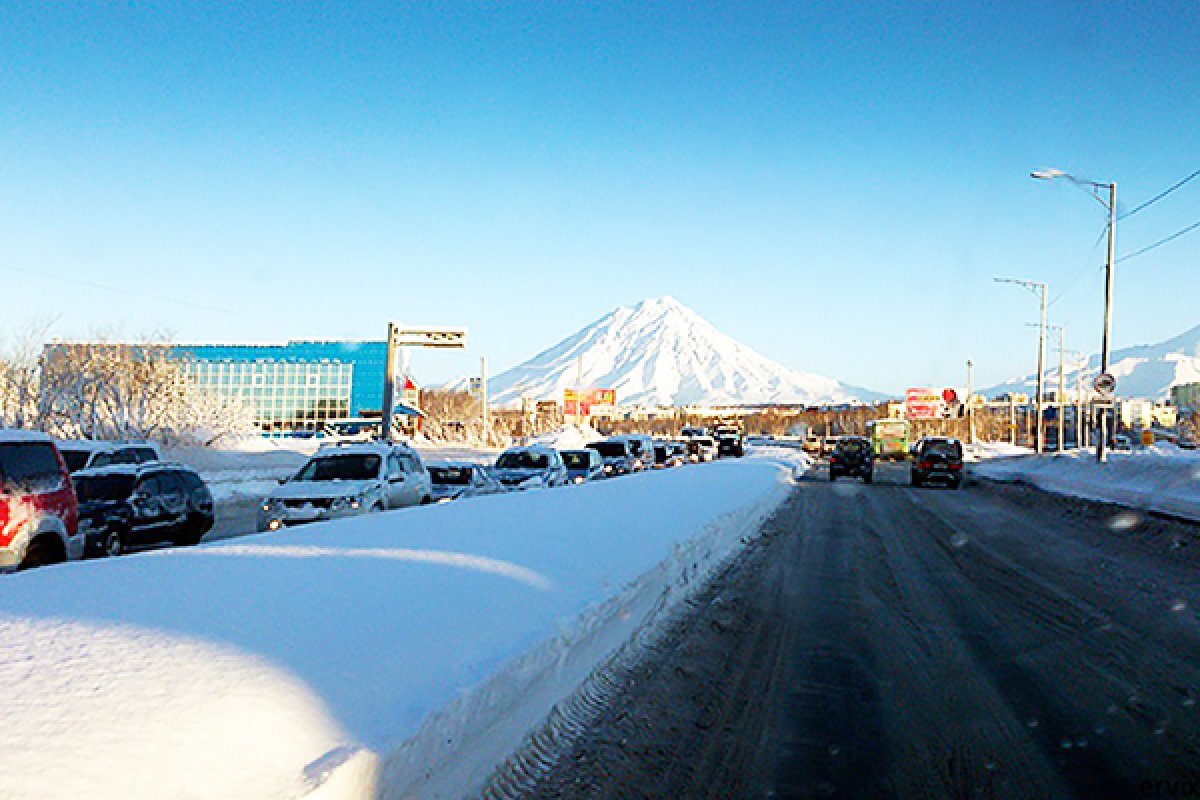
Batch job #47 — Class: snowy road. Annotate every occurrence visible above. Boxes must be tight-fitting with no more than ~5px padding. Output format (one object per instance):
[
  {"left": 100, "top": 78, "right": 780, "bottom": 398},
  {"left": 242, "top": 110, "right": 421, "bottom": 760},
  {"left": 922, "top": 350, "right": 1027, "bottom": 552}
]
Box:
[{"left": 514, "top": 461, "right": 1200, "bottom": 799}]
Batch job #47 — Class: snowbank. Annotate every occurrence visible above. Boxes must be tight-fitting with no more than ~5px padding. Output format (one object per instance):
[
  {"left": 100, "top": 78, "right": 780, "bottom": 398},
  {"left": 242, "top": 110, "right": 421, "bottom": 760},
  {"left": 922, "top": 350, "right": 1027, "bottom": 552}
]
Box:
[
  {"left": 973, "top": 447, "right": 1200, "bottom": 521},
  {"left": 963, "top": 441, "right": 1035, "bottom": 462},
  {"left": 528, "top": 424, "right": 605, "bottom": 451},
  {"left": 0, "top": 450, "right": 801, "bottom": 799}
]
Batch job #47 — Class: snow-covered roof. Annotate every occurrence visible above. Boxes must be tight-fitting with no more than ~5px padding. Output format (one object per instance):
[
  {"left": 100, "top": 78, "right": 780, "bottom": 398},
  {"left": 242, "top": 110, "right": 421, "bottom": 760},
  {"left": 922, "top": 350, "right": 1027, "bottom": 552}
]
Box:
[
  {"left": 73, "top": 462, "right": 197, "bottom": 479},
  {"left": 315, "top": 441, "right": 413, "bottom": 457},
  {"left": 500, "top": 444, "right": 559, "bottom": 456},
  {"left": 0, "top": 429, "right": 53, "bottom": 444}
]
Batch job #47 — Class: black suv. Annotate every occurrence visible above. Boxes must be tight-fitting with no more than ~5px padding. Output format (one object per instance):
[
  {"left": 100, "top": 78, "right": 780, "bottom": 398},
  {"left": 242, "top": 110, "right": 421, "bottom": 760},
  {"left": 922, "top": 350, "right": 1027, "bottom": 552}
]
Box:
[
  {"left": 829, "top": 436, "right": 874, "bottom": 483},
  {"left": 714, "top": 426, "right": 745, "bottom": 458},
  {"left": 72, "top": 463, "right": 215, "bottom": 557},
  {"left": 910, "top": 437, "right": 965, "bottom": 489}
]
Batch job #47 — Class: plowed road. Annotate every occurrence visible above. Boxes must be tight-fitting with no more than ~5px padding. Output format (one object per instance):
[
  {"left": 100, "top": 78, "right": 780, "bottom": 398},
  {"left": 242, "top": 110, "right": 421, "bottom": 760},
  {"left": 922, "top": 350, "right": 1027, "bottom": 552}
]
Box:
[{"left": 517, "top": 461, "right": 1200, "bottom": 800}]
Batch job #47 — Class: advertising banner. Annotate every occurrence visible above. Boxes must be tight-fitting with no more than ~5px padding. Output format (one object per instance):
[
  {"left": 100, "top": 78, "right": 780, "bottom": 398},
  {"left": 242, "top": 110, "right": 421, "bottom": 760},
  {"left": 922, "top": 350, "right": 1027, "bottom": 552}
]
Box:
[
  {"left": 564, "top": 388, "right": 616, "bottom": 416},
  {"left": 905, "top": 387, "right": 941, "bottom": 420}
]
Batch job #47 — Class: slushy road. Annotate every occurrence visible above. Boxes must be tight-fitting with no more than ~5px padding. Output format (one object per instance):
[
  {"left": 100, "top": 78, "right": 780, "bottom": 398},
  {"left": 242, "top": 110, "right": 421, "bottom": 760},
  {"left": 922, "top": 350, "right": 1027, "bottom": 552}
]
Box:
[{"left": 517, "top": 461, "right": 1200, "bottom": 799}]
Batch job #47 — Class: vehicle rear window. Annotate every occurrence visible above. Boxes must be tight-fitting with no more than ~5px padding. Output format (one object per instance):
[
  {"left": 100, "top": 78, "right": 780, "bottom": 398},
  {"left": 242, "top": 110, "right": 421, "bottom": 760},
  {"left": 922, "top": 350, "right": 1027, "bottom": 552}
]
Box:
[
  {"left": 430, "top": 467, "right": 472, "bottom": 485},
  {"left": 0, "top": 443, "right": 66, "bottom": 495},
  {"left": 924, "top": 441, "right": 962, "bottom": 458},
  {"left": 130, "top": 447, "right": 158, "bottom": 463},
  {"left": 838, "top": 439, "right": 869, "bottom": 454},
  {"left": 73, "top": 474, "right": 135, "bottom": 502}
]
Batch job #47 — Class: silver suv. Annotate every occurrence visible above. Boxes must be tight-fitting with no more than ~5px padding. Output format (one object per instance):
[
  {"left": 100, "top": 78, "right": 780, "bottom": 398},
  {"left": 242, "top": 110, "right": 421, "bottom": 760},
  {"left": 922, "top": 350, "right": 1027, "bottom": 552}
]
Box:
[{"left": 258, "top": 441, "right": 433, "bottom": 532}]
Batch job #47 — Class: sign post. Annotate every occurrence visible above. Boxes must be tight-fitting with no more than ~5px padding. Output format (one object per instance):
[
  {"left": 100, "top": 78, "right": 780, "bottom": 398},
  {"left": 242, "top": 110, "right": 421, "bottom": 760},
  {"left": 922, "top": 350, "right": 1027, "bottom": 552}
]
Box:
[{"left": 382, "top": 323, "right": 467, "bottom": 442}]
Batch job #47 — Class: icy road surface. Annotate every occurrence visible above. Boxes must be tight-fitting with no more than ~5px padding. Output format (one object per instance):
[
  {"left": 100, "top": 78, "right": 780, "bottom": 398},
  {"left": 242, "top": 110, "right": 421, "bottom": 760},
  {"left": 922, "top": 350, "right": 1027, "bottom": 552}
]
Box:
[{"left": 515, "top": 461, "right": 1200, "bottom": 800}]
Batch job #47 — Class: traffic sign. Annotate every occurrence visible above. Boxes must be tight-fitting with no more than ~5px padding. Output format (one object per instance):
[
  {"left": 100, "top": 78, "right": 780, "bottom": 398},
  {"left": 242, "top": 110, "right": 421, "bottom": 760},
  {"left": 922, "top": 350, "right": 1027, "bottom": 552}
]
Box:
[
  {"left": 942, "top": 388, "right": 959, "bottom": 405},
  {"left": 1093, "top": 372, "right": 1116, "bottom": 396}
]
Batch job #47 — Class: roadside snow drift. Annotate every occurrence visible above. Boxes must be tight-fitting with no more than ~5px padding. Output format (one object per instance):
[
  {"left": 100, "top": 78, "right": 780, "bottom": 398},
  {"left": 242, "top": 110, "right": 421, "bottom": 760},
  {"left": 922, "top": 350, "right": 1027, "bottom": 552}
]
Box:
[
  {"left": 0, "top": 450, "right": 801, "bottom": 800},
  {"left": 973, "top": 445, "right": 1200, "bottom": 521}
]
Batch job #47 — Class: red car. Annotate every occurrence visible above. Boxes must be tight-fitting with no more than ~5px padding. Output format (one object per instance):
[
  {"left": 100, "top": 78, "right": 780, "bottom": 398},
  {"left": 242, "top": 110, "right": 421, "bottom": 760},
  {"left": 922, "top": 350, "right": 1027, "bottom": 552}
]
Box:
[{"left": 0, "top": 430, "right": 80, "bottom": 571}]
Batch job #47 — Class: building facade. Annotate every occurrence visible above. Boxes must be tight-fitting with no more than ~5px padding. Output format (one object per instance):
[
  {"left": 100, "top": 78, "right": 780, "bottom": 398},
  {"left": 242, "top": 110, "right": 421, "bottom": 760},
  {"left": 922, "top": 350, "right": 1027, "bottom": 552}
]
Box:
[
  {"left": 1171, "top": 382, "right": 1200, "bottom": 414},
  {"left": 176, "top": 341, "right": 389, "bottom": 434}
]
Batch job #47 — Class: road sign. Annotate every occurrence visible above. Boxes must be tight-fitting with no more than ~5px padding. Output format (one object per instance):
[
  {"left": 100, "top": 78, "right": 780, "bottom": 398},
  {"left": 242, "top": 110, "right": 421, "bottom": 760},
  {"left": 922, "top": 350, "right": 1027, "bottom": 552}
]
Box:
[
  {"left": 942, "top": 388, "right": 959, "bottom": 405},
  {"left": 468, "top": 376, "right": 482, "bottom": 394},
  {"left": 1093, "top": 372, "right": 1116, "bottom": 396},
  {"left": 389, "top": 326, "right": 467, "bottom": 349},
  {"left": 564, "top": 388, "right": 616, "bottom": 417}
]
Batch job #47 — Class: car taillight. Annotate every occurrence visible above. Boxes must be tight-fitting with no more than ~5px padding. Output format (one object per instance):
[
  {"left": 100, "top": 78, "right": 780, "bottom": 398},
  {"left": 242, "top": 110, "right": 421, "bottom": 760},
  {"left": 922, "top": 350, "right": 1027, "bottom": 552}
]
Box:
[
  {"left": 918, "top": 461, "right": 932, "bottom": 470},
  {"left": 949, "top": 463, "right": 963, "bottom": 470},
  {"left": 829, "top": 456, "right": 838, "bottom": 463}
]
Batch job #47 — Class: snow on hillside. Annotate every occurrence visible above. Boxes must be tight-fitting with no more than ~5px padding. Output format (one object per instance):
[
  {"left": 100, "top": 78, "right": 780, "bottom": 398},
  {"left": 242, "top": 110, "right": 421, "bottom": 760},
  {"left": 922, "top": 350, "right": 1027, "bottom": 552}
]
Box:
[
  {"left": 985, "top": 321, "right": 1200, "bottom": 400},
  {"left": 482, "top": 296, "right": 882, "bottom": 408}
]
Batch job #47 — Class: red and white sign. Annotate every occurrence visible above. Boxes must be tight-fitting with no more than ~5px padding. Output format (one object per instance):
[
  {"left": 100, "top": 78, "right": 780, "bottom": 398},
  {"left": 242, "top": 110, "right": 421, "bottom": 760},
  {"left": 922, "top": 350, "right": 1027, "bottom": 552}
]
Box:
[
  {"left": 564, "top": 388, "right": 616, "bottom": 416},
  {"left": 942, "top": 388, "right": 959, "bottom": 405},
  {"left": 905, "top": 388, "right": 941, "bottom": 420}
]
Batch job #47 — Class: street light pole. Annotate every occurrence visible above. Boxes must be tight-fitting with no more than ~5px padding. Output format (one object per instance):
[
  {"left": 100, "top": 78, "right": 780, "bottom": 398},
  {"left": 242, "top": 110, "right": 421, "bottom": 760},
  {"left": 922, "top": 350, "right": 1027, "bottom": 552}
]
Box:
[
  {"left": 966, "top": 359, "right": 976, "bottom": 445},
  {"left": 1098, "top": 181, "right": 1117, "bottom": 463},
  {"left": 1031, "top": 168, "right": 1116, "bottom": 463},
  {"left": 996, "top": 277, "right": 1049, "bottom": 454}
]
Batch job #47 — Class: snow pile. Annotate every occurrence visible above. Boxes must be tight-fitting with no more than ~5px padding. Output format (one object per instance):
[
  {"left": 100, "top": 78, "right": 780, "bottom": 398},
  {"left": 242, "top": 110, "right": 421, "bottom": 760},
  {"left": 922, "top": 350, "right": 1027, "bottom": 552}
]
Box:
[
  {"left": 973, "top": 447, "right": 1200, "bottom": 521},
  {"left": 486, "top": 296, "right": 882, "bottom": 407},
  {"left": 0, "top": 449, "right": 802, "bottom": 799},
  {"left": 963, "top": 441, "right": 1035, "bottom": 462},
  {"left": 164, "top": 442, "right": 315, "bottom": 502},
  {"left": 528, "top": 424, "right": 605, "bottom": 450}
]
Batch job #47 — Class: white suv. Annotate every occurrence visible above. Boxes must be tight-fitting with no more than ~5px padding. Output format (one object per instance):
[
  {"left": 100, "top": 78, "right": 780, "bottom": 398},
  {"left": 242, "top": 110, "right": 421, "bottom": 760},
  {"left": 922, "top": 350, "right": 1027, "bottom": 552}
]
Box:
[{"left": 258, "top": 441, "right": 433, "bottom": 532}]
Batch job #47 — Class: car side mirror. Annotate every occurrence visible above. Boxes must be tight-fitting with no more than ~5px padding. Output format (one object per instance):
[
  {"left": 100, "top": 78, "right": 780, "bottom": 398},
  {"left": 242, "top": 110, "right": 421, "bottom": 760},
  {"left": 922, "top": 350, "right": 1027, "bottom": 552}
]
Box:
[{"left": 389, "top": 474, "right": 406, "bottom": 483}]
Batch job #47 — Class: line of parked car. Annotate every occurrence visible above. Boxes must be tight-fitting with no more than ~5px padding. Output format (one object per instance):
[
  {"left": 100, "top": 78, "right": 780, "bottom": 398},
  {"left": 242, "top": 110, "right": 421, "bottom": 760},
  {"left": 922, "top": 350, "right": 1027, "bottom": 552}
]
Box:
[
  {"left": 2, "top": 424, "right": 749, "bottom": 572},
  {"left": 254, "top": 428, "right": 745, "bottom": 532},
  {"left": 0, "top": 431, "right": 216, "bottom": 572}
]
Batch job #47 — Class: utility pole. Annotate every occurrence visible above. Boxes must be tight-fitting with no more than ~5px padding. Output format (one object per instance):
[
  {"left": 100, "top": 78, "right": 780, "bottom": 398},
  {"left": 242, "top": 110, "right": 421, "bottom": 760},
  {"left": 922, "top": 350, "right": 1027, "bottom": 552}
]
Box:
[
  {"left": 1057, "top": 326, "right": 1066, "bottom": 452},
  {"left": 1009, "top": 394, "right": 1016, "bottom": 446},
  {"left": 996, "top": 277, "right": 1048, "bottom": 454},
  {"left": 480, "top": 355, "right": 490, "bottom": 444},
  {"left": 966, "top": 359, "right": 976, "bottom": 444},
  {"left": 382, "top": 323, "right": 399, "bottom": 442}
]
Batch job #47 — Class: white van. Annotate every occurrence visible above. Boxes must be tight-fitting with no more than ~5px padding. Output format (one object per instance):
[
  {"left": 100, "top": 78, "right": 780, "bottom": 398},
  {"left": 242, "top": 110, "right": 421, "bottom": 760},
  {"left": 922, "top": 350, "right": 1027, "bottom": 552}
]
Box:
[{"left": 607, "top": 434, "right": 656, "bottom": 472}]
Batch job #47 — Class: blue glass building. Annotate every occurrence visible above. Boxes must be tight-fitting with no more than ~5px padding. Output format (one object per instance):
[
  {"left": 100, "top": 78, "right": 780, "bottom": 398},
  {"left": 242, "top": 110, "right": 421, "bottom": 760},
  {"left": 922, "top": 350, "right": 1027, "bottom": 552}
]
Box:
[{"left": 177, "top": 341, "right": 389, "bottom": 433}]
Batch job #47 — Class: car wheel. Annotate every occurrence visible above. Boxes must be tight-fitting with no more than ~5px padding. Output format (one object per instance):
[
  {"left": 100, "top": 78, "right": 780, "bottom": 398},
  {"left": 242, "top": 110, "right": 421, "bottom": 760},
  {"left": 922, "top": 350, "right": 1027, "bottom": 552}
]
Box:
[
  {"left": 104, "top": 530, "right": 124, "bottom": 557},
  {"left": 18, "top": 538, "right": 63, "bottom": 570},
  {"left": 420, "top": 495, "right": 432, "bottom": 505},
  {"left": 371, "top": 502, "right": 384, "bottom": 513},
  {"left": 863, "top": 472, "right": 873, "bottom": 484},
  {"left": 911, "top": 474, "right": 923, "bottom": 488},
  {"left": 829, "top": 472, "right": 837, "bottom": 482}
]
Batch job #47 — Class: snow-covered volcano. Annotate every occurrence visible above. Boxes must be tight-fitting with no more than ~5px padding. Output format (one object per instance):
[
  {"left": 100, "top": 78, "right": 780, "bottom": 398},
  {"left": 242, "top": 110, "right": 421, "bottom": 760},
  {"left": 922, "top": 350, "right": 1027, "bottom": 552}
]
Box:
[
  {"left": 486, "top": 297, "right": 881, "bottom": 407},
  {"left": 985, "top": 321, "right": 1200, "bottom": 399}
]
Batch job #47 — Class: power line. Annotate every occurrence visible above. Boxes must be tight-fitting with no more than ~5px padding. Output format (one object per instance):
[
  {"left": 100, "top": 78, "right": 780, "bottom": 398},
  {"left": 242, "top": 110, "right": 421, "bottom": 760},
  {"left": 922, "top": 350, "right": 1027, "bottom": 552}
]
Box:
[
  {"left": 0, "top": 263, "right": 242, "bottom": 317},
  {"left": 1118, "top": 218, "right": 1200, "bottom": 263},
  {"left": 1119, "top": 168, "right": 1200, "bottom": 220}
]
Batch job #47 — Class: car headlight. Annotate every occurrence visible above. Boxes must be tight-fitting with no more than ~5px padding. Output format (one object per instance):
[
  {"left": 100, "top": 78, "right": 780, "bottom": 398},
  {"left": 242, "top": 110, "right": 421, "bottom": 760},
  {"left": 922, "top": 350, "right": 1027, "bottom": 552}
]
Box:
[
  {"left": 573, "top": 475, "right": 585, "bottom": 484},
  {"left": 262, "top": 498, "right": 284, "bottom": 513}
]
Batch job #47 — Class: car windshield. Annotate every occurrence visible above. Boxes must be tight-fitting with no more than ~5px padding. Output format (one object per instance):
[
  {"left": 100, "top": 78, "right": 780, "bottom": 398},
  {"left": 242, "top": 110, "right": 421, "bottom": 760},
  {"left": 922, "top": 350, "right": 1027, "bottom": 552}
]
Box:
[
  {"left": 588, "top": 442, "right": 628, "bottom": 458},
  {"left": 496, "top": 451, "right": 549, "bottom": 469},
  {"left": 838, "top": 439, "right": 869, "bottom": 454},
  {"left": 561, "top": 452, "right": 590, "bottom": 468},
  {"left": 294, "top": 454, "right": 381, "bottom": 481},
  {"left": 73, "top": 473, "right": 136, "bottom": 502},
  {"left": 429, "top": 466, "right": 471, "bottom": 486}
]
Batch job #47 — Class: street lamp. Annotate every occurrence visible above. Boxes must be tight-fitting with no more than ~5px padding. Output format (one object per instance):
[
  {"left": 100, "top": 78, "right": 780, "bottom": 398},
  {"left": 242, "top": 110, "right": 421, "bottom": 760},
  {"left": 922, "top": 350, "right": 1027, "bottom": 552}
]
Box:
[
  {"left": 996, "top": 277, "right": 1048, "bottom": 454},
  {"left": 1031, "top": 168, "right": 1117, "bottom": 463}
]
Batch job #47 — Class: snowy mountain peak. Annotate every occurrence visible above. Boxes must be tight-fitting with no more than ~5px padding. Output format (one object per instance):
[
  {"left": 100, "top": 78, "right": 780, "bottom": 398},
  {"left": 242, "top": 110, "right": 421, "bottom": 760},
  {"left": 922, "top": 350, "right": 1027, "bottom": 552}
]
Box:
[{"left": 486, "top": 297, "right": 881, "bottom": 407}]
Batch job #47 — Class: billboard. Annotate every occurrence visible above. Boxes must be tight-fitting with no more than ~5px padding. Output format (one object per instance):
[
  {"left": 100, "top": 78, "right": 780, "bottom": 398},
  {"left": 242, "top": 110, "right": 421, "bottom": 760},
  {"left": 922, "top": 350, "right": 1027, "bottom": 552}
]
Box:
[
  {"left": 905, "top": 388, "right": 941, "bottom": 420},
  {"left": 564, "top": 388, "right": 616, "bottom": 416}
]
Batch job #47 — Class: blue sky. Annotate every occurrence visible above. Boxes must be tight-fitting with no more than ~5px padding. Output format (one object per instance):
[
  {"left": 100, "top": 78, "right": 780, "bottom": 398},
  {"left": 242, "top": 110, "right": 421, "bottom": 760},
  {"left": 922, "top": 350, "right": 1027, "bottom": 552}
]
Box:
[{"left": 1, "top": 1, "right": 1197, "bottom": 394}]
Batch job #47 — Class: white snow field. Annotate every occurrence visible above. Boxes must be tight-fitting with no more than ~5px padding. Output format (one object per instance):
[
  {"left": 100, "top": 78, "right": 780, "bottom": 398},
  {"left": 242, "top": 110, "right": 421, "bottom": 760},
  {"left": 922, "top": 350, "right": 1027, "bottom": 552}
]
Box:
[
  {"left": 973, "top": 444, "right": 1200, "bottom": 521},
  {"left": 0, "top": 449, "right": 803, "bottom": 800}
]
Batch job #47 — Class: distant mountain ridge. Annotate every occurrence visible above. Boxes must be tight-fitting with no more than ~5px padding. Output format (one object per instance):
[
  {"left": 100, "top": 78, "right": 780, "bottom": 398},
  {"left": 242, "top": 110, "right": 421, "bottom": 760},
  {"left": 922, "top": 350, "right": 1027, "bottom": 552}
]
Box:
[
  {"left": 984, "top": 321, "right": 1200, "bottom": 399},
  {"left": 478, "top": 296, "right": 883, "bottom": 407}
]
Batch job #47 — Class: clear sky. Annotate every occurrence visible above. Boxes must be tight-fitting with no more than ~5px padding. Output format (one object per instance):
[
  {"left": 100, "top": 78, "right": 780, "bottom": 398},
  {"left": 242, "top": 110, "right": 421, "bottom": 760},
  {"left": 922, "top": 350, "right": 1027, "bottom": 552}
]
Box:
[{"left": 2, "top": 1, "right": 1197, "bottom": 394}]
